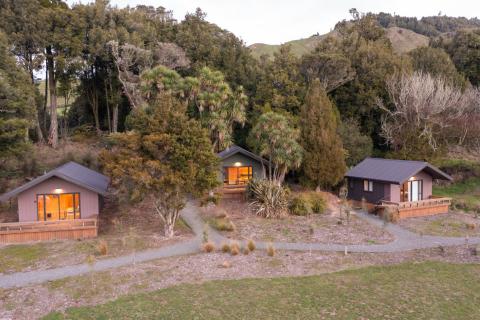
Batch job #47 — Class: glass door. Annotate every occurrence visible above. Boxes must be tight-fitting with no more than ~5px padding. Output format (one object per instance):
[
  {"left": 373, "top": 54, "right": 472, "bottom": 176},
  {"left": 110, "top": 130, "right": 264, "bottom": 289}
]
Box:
[{"left": 37, "top": 193, "right": 81, "bottom": 221}]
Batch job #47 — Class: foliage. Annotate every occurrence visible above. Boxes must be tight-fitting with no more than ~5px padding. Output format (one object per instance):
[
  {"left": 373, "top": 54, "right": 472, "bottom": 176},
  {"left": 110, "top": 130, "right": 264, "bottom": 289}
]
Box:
[
  {"left": 338, "top": 118, "right": 373, "bottom": 167},
  {"left": 289, "top": 192, "right": 326, "bottom": 216},
  {"left": 247, "top": 239, "right": 256, "bottom": 252},
  {"left": 409, "top": 46, "right": 466, "bottom": 88},
  {"left": 0, "top": 31, "right": 35, "bottom": 166},
  {"left": 202, "top": 241, "right": 215, "bottom": 253},
  {"left": 300, "top": 79, "right": 346, "bottom": 189},
  {"left": 209, "top": 216, "right": 235, "bottom": 232},
  {"left": 445, "top": 30, "right": 480, "bottom": 86},
  {"left": 379, "top": 72, "right": 479, "bottom": 160},
  {"left": 247, "top": 179, "right": 289, "bottom": 219},
  {"left": 248, "top": 112, "right": 303, "bottom": 185},
  {"left": 100, "top": 94, "right": 219, "bottom": 237}
]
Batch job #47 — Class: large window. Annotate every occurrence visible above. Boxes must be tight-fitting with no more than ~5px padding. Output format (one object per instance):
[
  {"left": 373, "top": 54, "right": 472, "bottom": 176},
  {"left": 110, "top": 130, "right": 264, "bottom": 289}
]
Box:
[
  {"left": 224, "top": 166, "right": 253, "bottom": 185},
  {"left": 37, "top": 193, "right": 81, "bottom": 221}
]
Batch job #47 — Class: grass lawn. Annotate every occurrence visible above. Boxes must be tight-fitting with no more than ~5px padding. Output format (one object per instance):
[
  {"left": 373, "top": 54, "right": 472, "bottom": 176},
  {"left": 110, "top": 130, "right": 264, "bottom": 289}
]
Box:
[
  {"left": 433, "top": 177, "right": 480, "bottom": 212},
  {"left": 43, "top": 261, "right": 480, "bottom": 320}
]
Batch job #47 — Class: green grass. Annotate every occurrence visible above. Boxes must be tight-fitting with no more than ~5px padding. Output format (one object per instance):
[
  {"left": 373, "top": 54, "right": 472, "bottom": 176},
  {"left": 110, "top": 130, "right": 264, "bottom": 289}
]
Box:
[
  {"left": 433, "top": 177, "right": 480, "bottom": 211},
  {"left": 0, "top": 244, "right": 48, "bottom": 273},
  {"left": 43, "top": 262, "right": 480, "bottom": 319}
]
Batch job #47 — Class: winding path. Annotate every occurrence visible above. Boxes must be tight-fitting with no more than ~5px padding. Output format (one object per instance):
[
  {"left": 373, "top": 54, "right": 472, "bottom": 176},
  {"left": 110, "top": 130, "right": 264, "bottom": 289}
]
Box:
[{"left": 0, "top": 202, "right": 479, "bottom": 289}]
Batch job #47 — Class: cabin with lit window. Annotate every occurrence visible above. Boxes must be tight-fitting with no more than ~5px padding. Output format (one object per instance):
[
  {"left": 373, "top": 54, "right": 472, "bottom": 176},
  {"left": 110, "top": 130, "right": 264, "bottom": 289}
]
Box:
[
  {"left": 0, "top": 162, "right": 109, "bottom": 243},
  {"left": 345, "top": 158, "right": 453, "bottom": 219},
  {"left": 217, "top": 145, "right": 267, "bottom": 196}
]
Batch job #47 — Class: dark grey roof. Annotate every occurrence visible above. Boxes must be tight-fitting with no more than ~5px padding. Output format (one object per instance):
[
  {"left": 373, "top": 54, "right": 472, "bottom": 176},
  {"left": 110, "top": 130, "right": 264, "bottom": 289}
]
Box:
[
  {"left": 0, "top": 162, "right": 110, "bottom": 202},
  {"left": 218, "top": 145, "right": 268, "bottom": 165},
  {"left": 345, "top": 158, "right": 452, "bottom": 184}
]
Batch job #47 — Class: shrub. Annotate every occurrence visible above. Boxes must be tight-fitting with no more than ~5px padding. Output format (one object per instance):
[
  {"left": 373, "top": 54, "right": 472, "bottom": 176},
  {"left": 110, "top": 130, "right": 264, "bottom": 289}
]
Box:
[
  {"left": 247, "top": 179, "right": 289, "bottom": 218},
  {"left": 289, "top": 195, "right": 311, "bottom": 216},
  {"left": 308, "top": 192, "right": 326, "bottom": 214},
  {"left": 230, "top": 242, "right": 240, "bottom": 256},
  {"left": 221, "top": 243, "right": 231, "bottom": 253},
  {"left": 96, "top": 240, "right": 108, "bottom": 256},
  {"left": 210, "top": 217, "right": 235, "bottom": 232},
  {"left": 267, "top": 243, "right": 275, "bottom": 257},
  {"left": 289, "top": 192, "right": 326, "bottom": 216},
  {"left": 203, "top": 241, "right": 215, "bottom": 253},
  {"left": 247, "top": 239, "right": 256, "bottom": 252},
  {"left": 200, "top": 193, "right": 222, "bottom": 206}
]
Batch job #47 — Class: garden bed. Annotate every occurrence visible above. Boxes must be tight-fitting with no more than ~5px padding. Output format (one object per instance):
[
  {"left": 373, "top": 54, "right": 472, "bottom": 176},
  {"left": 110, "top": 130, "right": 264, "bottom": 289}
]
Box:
[
  {"left": 398, "top": 211, "right": 480, "bottom": 237},
  {"left": 201, "top": 199, "right": 394, "bottom": 245}
]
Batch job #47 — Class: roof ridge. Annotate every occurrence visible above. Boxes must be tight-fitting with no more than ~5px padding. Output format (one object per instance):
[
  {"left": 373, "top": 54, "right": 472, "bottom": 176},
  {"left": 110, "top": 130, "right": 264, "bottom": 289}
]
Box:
[{"left": 367, "top": 157, "right": 427, "bottom": 163}]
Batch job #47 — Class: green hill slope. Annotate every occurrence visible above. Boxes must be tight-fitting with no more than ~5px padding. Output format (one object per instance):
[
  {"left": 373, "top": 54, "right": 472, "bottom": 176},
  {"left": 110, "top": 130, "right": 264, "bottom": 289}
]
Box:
[{"left": 249, "top": 27, "right": 429, "bottom": 59}]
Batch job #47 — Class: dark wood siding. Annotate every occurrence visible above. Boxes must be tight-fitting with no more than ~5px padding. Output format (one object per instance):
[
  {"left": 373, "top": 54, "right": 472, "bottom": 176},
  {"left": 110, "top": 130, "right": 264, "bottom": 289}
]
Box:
[{"left": 347, "top": 178, "right": 388, "bottom": 203}]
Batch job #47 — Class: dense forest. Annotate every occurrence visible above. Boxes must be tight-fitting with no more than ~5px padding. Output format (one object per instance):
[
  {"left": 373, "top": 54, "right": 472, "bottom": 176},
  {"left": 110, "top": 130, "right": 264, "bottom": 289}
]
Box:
[{"left": 1, "top": 1, "right": 480, "bottom": 207}]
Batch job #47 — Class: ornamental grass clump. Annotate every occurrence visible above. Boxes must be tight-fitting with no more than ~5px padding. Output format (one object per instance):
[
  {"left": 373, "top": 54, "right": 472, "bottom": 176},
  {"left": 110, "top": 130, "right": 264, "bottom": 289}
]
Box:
[
  {"left": 221, "top": 242, "right": 231, "bottom": 253},
  {"left": 247, "top": 239, "right": 256, "bottom": 252},
  {"left": 247, "top": 179, "right": 289, "bottom": 218},
  {"left": 202, "top": 241, "right": 216, "bottom": 253},
  {"left": 230, "top": 241, "right": 240, "bottom": 256},
  {"left": 267, "top": 243, "right": 275, "bottom": 257},
  {"left": 96, "top": 240, "right": 109, "bottom": 256}
]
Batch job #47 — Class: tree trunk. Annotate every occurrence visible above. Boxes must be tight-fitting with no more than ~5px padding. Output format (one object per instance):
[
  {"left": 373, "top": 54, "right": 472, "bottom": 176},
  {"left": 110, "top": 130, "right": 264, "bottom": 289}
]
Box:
[
  {"left": 104, "top": 80, "right": 111, "bottom": 133},
  {"left": 42, "top": 64, "right": 48, "bottom": 136},
  {"left": 164, "top": 223, "right": 175, "bottom": 238},
  {"left": 112, "top": 104, "right": 118, "bottom": 133},
  {"left": 46, "top": 48, "right": 58, "bottom": 148}
]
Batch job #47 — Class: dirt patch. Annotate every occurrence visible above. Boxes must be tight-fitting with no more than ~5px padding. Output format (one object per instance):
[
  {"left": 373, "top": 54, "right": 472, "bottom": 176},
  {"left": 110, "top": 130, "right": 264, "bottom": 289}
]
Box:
[
  {"left": 0, "top": 197, "right": 193, "bottom": 275},
  {"left": 398, "top": 211, "right": 480, "bottom": 237},
  {"left": 1, "top": 244, "right": 479, "bottom": 319},
  {"left": 201, "top": 199, "right": 393, "bottom": 245}
]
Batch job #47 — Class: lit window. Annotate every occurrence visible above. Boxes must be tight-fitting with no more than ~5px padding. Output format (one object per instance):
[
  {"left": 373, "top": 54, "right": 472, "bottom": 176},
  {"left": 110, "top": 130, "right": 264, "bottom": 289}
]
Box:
[{"left": 363, "top": 180, "right": 373, "bottom": 192}]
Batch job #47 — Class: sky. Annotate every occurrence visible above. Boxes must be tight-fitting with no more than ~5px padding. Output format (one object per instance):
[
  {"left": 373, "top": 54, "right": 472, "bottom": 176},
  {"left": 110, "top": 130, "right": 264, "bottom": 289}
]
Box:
[{"left": 68, "top": 0, "right": 480, "bottom": 45}]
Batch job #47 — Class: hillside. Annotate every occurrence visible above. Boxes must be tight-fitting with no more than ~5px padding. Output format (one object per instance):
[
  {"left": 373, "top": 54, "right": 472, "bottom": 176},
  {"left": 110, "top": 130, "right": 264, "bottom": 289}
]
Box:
[{"left": 249, "top": 27, "right": 429, "bottom": 58}]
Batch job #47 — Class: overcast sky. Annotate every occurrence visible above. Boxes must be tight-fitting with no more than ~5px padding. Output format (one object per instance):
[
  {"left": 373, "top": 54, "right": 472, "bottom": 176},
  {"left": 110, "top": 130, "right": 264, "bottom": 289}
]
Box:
[{"left": 67, "top": 0, "right": 480, "bottom": 45}]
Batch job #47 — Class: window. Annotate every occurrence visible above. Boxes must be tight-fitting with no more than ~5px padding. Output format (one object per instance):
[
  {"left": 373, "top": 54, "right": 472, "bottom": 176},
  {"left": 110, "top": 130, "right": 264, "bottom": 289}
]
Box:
[
  {"left": 37, "top": 193, "right": 81, "bottom": 221},
  {"left": 363, "top": 180, "right": 373, "bottom": 192},
  {"left": 224, "top": 166, "right": 253, "bottom": 185}
]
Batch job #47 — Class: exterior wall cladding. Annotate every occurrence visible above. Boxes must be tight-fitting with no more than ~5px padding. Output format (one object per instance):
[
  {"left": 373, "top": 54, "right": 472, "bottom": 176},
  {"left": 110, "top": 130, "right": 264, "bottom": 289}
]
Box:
[{"left": 348, "top": 178, "right": 389, "bottom": 203}]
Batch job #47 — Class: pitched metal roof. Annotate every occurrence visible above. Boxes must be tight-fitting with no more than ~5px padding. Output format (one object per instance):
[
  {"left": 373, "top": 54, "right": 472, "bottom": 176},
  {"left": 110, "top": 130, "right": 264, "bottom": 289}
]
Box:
[
  {"left": 345, "top": 158, "right": 452, "bottom": 184},
  {"left": 0, "top": 162, "right": 110, "bottom": 202},
  {"left": 217, "top": 145, "right": 268, "bottom": 165}
]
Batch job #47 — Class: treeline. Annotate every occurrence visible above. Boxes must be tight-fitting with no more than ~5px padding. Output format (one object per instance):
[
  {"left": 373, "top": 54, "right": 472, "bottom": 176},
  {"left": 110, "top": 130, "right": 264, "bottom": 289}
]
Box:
[{"left": 1, "top": 2, "right": 480, "bottom": 191}]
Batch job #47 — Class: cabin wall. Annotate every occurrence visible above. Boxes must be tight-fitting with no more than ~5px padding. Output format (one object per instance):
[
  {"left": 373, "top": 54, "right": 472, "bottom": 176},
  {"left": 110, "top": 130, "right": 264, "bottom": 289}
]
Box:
[
  {"left": 219, "top": 153, "right": 266, "bottom": 183},
  {"left": 414, "top": 171, "right": 433, "bottom": 199},
  {"left": 17, "top": 177, "right": 99, "bottom": 222},
  {"left": 347, "top": 178, "right": 388, "bottom": 203}
]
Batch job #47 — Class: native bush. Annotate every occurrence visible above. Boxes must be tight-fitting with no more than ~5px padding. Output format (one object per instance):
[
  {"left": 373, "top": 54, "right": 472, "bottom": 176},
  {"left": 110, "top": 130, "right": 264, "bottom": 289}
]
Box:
[
  {"left": 289, "top": 195, "right": 311, "bottom": 216},
  {"left": 247, "top": 179, "right": 289, "bottom": 218}
]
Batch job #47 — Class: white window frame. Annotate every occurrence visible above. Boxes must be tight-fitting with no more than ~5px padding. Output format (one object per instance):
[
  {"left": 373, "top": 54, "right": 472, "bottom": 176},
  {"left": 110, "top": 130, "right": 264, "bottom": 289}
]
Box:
[{"left": 363, "top": 180, "right": 373, "bottom": 192}]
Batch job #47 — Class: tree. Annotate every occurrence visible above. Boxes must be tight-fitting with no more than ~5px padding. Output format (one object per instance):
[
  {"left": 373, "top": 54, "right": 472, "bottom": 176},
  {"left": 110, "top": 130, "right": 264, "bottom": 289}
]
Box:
[
  {"left": 248, "top": 112, "right": 303, "bottom": 185},
  {"left": 338, "top": 118, "right": 373, "bottom": 167},
  {"left": 0, "top": 0, "right": 46, "bottom": 141},
  {"left": 140, "top": 66, "right": 246, "bottom": 151},
  {"left": 379, "top": 72, "right": 478, "bottom": 160},
  {"left": 409, "top": 46, "right": 466, "bottom": 88},
  {"left": 255, "top": 45, "right": 305, "bottom": 115},
  {"left": 446, "top": 30, "right": 480, "bottom": 86},
  {"left": 100, "top": 94, "right": 219, "bottom": 238},
  {"left": 300, "top": 79, "right": 346, "bottom": 189},
  {"left": 0, "top": 31, "right": 35, "bottom": 167}
]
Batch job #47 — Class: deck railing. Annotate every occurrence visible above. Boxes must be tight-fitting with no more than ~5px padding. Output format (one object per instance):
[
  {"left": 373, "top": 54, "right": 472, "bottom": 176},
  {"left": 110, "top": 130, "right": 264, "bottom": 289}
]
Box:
[
  {"left": 379, "top": 197, "right": 452, "bottom": 210},
  {"left": 0, "top": 218, "right": 98, "bottom": 243}
]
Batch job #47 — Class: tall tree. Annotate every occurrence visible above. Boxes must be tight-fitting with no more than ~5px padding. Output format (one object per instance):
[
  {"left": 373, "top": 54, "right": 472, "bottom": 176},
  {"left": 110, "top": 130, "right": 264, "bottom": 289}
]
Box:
[
  {"left": 41, "top": 0, "right": 83, "bottom": 147},
  {"left": 100, "top": 94, "right": 218, "bottom": 238},
  {"left": 445, "top": 30, "right": 480, "bottom": 86},
  {"left": 0, "top": 31, "right": 36, "bottom": 167},
  {"left": 248, "top": 112, "right": 303, "bottom": 185},
  {"left": 300, "top": 79, "right": 346, "bottom": 189}
]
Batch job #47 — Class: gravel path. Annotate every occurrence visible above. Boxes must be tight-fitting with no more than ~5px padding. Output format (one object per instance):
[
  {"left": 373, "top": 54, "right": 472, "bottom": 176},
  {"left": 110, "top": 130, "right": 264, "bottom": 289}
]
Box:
[{"left": 0, "top": 202, "right": 479, "bottom": 289}]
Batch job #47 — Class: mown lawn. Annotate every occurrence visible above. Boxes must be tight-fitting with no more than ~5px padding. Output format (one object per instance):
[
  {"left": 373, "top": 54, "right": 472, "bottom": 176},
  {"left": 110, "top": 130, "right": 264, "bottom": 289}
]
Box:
[{"left": 44, "top": 261, "right": 480, "bottom": 320}]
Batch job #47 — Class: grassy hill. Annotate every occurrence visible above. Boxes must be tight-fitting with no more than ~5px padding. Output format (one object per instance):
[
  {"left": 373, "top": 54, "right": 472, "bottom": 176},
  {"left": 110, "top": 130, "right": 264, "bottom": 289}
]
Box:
[{"left": 249, "top": 27, "right": 429, "bottom": 59}]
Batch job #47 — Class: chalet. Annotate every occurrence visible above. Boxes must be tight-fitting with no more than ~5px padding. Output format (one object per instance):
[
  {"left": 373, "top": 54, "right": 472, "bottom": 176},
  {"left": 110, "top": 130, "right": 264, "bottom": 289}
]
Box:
[
  {"left": 217, "top": 145, "right": 267, "bottom": 197},
  {"left": 0, "top": 162, "right": 109, "bottom": 243},
  {"left": 345, "top": 158, "right": 453, "bottom": 219}
]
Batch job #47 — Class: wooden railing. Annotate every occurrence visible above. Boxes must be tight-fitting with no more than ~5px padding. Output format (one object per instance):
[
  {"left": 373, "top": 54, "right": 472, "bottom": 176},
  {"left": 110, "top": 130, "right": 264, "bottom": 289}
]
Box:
[
  {"left": 0, "top": 217, "right": 98, "bottom": 243},
  {"left": 379, "top": 197, "right": 451, "bottom": 209}
]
